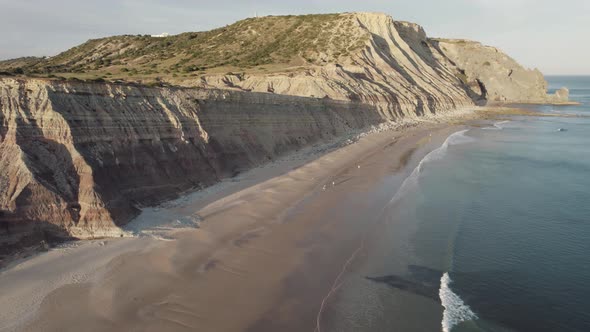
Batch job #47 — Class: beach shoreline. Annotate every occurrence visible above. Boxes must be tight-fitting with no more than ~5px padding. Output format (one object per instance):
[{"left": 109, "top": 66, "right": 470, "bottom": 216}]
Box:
[{"left": 0, "top": 107, "right": 496, "bottom": 331}]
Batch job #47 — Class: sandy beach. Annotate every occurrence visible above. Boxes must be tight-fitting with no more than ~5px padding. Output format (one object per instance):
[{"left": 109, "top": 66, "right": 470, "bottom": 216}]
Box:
[{"left": 0, "top": 109, "right": 484, "bottom": 332}]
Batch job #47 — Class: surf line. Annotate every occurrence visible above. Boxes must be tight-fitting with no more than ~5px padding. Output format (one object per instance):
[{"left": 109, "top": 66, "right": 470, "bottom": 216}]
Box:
[
  {"left": 315, "top": 237, "right": 366, "bottom": 332},
  {"left": 314, "top": 183, "right": 400, "bottom": 332},
  {"left": 439, "top": 273, "right": 477, "bottom": 332},
  {"left": 314, "top": 155, "right": 400, "bottom": 332},
  {"left": 315, "top": 128, "right": 472, "bottom": 332}
]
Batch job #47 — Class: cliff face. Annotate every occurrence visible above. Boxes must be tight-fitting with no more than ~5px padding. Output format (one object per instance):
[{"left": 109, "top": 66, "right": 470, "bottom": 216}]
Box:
[
  {"left": 432, "top": 39, "right": 568, "bottom": 104},
  {"left": 197, "top": 13, "right": 476, "bottom": 118},
  {"left": 0, "top": 12, "right": 566, "bottom": 109},
  {"left": 0, "top": 77, "right": 382, "bottom": 246},
  {"left": 0, "top": 12, "right": 568, "bottom": 249},
  {"left": 195, "top": 13, "right": 568, "bottom": 111}
]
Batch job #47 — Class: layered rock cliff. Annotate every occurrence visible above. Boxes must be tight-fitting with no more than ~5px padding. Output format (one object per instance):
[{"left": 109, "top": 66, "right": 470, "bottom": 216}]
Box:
[
  {"left": 0, "top": 77, "right": 382, "bottom": 250},
  {"left": 432, "top": 39, "right": 569, "bottom": 104},
  {"left": 196, "top": 14, "right": 476, "bottom": 118},
  {"left": 0, "top": 12, "right": 569, "bottom": 250},
  {"left": 190, "top": 14, "right": 567, "bottom": 107}
]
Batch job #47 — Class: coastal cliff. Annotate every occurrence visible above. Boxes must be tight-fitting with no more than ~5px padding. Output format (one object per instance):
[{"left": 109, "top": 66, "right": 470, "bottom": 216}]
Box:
[
  {"left": 432, "top": 39, "right": 569, "bottom": 104},
  {"left": 0, "top": 77, "right": 383, "bottom": 247},
  {"left": 197, "top": 14, "right": 567, "bottom": 107},
  {"left": 0, "top": 12, "right": 569, "bottom": 250},
  {"left": 197, "top": 14, "right": 476, "bottom": 118}
]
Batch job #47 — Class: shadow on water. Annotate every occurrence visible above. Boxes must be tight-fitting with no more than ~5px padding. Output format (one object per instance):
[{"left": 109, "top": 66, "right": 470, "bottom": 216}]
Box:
[
  {"left": 367, "top": 265, "right": 443, "bottom": 302},
  {"left": 368, "top": 265, "right": 590, "bottom": 332}
]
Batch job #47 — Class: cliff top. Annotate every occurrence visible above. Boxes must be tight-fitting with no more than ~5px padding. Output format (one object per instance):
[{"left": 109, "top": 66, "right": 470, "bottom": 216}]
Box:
[
  {"left": 0, "top": 13, "right": 383, "bottom": 84},
  {"left": 0, "top": 12, "right": 562, "bottom": 106}
]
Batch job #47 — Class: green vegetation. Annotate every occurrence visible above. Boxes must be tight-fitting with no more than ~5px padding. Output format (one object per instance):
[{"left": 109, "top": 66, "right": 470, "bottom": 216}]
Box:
[
  {"left": 0, "top": 13, "right": 370, "bottom": 85},
  {"left": 456, "top": 72, "right": 469, "bottom": 84},
  {"left": 432, "top": 38, "right": 473, "bottom": 45}
]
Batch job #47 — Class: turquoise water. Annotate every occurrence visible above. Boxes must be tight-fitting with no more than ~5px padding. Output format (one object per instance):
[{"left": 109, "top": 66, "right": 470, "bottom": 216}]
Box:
[{"left": 326, "top": 76, "right": 590, "bottom": 332}]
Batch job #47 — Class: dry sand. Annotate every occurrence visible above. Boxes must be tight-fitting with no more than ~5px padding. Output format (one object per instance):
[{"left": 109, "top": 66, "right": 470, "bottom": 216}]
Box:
[{"left": 0, "top": 109, "right": 486, "bottom": 332}]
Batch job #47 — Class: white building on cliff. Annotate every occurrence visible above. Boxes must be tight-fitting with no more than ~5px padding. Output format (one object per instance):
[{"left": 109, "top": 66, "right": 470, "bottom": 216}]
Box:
[{"left": 151, "top": 32, "right": 170, "bottom": 38}]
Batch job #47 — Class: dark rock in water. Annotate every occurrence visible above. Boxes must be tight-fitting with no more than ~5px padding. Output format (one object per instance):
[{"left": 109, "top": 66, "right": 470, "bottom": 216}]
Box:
[{"left": 367, "top": 265, "right": 444, "bottom": 302}]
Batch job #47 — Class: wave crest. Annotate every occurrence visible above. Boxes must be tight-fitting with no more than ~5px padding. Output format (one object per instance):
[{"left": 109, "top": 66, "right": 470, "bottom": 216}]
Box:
[
  {"left": 389, "top": 129, "right": 472, "bottom": 204},
  {"left": 439, "top": 272, "right": 477, "bottom": 332},
  {"left": 483, "top": 120, "right": 511, "bottom": 130}
]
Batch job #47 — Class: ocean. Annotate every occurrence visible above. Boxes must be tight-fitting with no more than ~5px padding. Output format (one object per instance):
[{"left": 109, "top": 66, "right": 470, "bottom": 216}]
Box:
[{"left": 325, "top": 76, "right": 590, "bottom": 332}]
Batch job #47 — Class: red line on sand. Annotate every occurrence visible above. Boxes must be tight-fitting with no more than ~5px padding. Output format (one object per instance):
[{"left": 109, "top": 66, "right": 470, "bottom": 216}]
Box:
[
  {"left": 314, "top": 199, "right": 396, "bottom": 332},
  {"left": 314, "top": 186, "right": 405, "bottom": 331},
  {"left": 314, "top": 194, "right": 397, "bottom": 332},
  {"left": 314, "top": 145, "right": 421, "bottom": 331},
  {"left": 315, "top": 237, "right": 366, "bottom": 332}
]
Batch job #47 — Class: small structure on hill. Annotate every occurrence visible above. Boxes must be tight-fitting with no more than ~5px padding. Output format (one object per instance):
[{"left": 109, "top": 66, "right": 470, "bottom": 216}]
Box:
[{"left": 151, "top": 32, "right": 170, "bottom": 38}]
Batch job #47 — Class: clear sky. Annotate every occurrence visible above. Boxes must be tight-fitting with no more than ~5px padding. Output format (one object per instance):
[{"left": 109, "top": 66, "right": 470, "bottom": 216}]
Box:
[{"left": 1, "top": 0, "right": 588, "bottom": 75}]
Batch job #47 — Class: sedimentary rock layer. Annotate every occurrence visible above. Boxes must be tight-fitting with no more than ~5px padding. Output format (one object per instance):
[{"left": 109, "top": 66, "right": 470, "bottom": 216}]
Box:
[
  {"left": 0, "top": 78, "right": 382, "bottom": 243},
  {"left": 196, "top": 13, "right": 565, "bottom": 109},
  {"left": 198, "top": 13, "right": 476, "bottom": 118},
  {"left": 0, "top": 12, "right": 568, "bottom": 247},
  {"left": 432, "top": 38, "right": 569, "bottom": 103}
]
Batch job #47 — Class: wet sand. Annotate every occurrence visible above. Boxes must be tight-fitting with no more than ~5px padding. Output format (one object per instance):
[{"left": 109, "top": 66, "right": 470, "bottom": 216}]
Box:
[{"left": 0, "top": 112, "right": 478, "bottom": 332}]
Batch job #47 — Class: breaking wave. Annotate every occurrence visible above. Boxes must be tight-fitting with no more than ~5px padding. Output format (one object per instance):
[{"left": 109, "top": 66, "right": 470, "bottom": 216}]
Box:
[
  {"left": 483, "top": 120, "right": 511, "bottom": 130},
  {"left": 389, "top": 129, "right": 473, "bottom": 203},
  {"left": 439, "top": 272, "right": 478, "bottom": 332}
]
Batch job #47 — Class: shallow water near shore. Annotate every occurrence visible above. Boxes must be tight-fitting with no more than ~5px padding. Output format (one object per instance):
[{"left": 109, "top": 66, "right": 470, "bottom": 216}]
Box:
[{"left": 324, "top": 76, "right": 590, "bottom": 331}]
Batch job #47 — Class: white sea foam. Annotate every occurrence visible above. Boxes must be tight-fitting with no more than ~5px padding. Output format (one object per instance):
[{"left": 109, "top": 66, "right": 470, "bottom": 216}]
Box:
[
  {"left": 483, "top": 120, "right": 511, "bottom": 130},
  {"left": 389, "top": 129, "right": 473, "bottom": 203},
  {"left": 439, "top": 273, "right": 477, "bottom": 332}
]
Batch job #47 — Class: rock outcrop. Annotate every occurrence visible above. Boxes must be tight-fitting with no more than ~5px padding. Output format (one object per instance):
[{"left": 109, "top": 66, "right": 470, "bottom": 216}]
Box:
[
  {"left": 196, "top": 13, "right": 476, "bottom": 118},
  {"left": 194, "top": 14, "right": 569, "bottom": 108},
  {"left": 432, "top": 39, "right": 569, "bottom": 104}
]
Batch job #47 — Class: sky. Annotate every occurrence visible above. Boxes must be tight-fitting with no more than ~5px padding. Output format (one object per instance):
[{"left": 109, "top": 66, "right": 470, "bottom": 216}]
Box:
[{"left": 1, "top": 0, "right": 589, "bottom": 75}]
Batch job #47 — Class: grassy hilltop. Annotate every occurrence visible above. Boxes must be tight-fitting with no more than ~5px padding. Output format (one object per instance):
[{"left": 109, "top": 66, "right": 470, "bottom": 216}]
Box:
[{"left": 0, "top": 14, "right": 369, "bottom": 85}]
